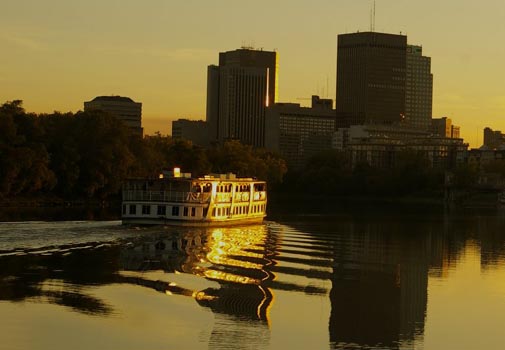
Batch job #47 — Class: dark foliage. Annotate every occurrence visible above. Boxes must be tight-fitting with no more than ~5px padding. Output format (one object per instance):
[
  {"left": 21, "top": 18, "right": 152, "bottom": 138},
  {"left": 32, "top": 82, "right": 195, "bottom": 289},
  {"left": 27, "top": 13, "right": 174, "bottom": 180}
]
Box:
[{"left": 0, "top": 101, "right": 287, "bottom": 200}]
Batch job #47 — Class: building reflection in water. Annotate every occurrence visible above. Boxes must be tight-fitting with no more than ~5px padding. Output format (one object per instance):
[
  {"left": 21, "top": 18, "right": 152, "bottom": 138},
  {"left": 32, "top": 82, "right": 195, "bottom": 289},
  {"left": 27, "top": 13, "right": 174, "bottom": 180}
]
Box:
[
  {"left": 321, "top": 219, "right": 431, "bottom": 349},
  {"left": 1, "top": 212, "right": 505, "bottom": 349}
]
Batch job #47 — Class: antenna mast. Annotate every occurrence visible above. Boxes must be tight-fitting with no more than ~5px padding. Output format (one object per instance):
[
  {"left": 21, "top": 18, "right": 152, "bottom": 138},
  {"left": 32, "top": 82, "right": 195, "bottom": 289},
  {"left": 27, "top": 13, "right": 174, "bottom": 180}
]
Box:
[{"left": 372, "top": 0, "right": 376, "bottom": 32}]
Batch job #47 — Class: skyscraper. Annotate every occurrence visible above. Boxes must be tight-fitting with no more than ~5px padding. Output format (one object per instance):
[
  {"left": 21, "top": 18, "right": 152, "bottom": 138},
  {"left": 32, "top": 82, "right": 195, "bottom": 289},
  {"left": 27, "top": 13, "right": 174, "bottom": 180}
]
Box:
[
  {"left": 406, "top": 45, "right": 433, "bottom": 131},
  {"left": 206, "top": 48, "right": 278, "bottom": 147},
  {"left": 336, "top": 32, "right": 407, "bottom": 124}
]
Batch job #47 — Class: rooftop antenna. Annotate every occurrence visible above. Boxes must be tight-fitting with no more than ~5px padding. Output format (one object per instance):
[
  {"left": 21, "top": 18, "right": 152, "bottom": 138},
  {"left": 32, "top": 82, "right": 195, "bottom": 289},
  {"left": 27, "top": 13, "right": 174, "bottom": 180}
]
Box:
[
  {"left": 326, "top": 75, "right": 329, "bottom": 99},
  {"left": 370, "top": 0, "right": 376, "bottom": 32}
]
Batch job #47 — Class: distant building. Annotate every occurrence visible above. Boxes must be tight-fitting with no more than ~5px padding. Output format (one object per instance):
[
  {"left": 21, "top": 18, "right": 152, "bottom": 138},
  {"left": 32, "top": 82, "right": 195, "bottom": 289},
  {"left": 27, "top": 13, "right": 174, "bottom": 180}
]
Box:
[
  {"left": 206, "top": 48, "right": 278, "bottom": 147},
  {"left": 405, "top": 45, "right": 433, "bottom": 131},
  {"left": 336, "top": 33, "right": 434, "bottom": 133},
  {"left": 483, "top": 127, "right": 505, "bottom": 149},
  {"left": 333, "top": 124, "right": 429, "bottom": 150},
  {"left": 336, "top": 32, "right": 407, "bottom": 125},
  {"left": 451, "top": 125, "right": 460, "bottom": 139},
  {"left": 346, "top": 136, "right": 467, "bottom": 169},
  {"left": 265, "top": 96, "right": 336, "bottom": 169},
  {"left": 334, "top": 123, "right": 467, "bottom": 169},
  {"left": 431, "top": 117, "right": 460, "bottom": 139},
  {"left": 431, "top": 117, "right": 452, "bottom": 138},
  {"left": 84, "top": 96, "right": 143, "bottom": 136},
  {"left": 171, "top": 119, "right": 210, "bottom": 147}
]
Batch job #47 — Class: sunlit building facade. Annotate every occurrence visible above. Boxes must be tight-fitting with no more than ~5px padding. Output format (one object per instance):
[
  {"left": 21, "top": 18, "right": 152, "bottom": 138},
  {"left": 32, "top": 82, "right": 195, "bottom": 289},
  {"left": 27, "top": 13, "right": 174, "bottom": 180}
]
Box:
[{"left": 206, "top": 48, "right": 278, "bottom": 147}]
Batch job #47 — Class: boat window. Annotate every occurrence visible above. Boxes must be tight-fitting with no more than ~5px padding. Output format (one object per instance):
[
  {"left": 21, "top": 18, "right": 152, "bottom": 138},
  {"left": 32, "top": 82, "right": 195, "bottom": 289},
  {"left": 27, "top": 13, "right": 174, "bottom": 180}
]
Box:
[
  {"left": 183, "top": 207, "right": 189, "bottom": 217},
  {"left": 203, "top": 207, "right": 208, "bottom": 217},
  {"left": 172, "top": 206, "right": 179, "bottom": 217},
  {"left": 157, "top": 205, "right": 166, "bottom": 216},
  {"left": 191, "top": 207, "right": 196, "bottom": 217},
  {"left": 212, "top": 208, "right": 216, "bottom": 217},
  {"left": 142, "top": 205, "right": 150, "bottom": 215},
  {"left": 129, "top": 205, "right": 136, "bottom": 215},
  {"left": 254, "top": 183, "right": 265, "bottom": 191}
]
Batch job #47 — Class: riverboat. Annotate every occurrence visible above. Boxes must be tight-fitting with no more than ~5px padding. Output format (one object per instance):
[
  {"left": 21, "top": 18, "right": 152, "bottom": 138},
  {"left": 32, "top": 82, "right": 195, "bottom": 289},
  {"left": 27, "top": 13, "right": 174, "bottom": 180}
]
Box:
[{"left": 121, "top": 168, "right": 267, "bottom": 226}]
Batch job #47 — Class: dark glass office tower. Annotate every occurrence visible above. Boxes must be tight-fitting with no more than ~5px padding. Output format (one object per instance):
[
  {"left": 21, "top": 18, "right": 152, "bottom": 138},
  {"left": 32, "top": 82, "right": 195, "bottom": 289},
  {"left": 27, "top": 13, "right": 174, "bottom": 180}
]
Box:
[{"left": 336, "top": 32, "right": 407, "bottom": 125}]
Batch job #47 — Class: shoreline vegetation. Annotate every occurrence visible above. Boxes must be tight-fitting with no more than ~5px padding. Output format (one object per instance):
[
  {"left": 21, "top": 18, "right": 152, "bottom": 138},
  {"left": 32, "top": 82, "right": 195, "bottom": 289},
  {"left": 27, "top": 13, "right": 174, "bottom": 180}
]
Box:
[{"left": 2, "top": 100, "right": 504, "bottom": 213}]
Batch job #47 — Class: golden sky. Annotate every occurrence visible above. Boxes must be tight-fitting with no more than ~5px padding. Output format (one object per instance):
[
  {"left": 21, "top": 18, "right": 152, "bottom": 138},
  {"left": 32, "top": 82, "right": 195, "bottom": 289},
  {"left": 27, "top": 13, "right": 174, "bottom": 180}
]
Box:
[{"left": 1, "top": 0, "right": 504, "bottom": 147}]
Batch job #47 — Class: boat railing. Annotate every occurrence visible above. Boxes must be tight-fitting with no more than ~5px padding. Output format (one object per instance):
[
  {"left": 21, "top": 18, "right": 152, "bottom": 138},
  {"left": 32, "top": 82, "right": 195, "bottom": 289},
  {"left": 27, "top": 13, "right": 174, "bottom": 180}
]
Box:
[{"left": 123, "top": 190, "right": 211, "bottom": 203}]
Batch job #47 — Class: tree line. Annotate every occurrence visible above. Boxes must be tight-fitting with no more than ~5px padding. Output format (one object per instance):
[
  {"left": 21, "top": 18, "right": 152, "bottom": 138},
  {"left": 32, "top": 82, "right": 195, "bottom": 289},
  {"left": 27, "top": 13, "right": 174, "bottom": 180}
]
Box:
[
  {"left": 0, "top": 101, "right": 287, "bottom": 200},
  {"left": 3, "top": 100, "right": 497, "bottom": 202}
]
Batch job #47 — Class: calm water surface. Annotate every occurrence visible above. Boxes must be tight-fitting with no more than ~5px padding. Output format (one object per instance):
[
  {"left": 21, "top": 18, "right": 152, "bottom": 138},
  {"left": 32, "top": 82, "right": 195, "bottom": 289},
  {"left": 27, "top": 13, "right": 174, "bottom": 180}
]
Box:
[{"left": 1, "top": 208, "right": 505, "bottom": 349}]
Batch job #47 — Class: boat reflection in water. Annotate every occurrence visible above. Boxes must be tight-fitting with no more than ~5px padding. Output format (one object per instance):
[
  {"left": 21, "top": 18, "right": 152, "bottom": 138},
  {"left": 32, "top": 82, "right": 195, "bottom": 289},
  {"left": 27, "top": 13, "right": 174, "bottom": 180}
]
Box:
[
  {"left": 120, "top": 225, "right": 275, "bottom": 321},
  {"left": 118, "top": 224, "right": 276, "bottom": 349}
]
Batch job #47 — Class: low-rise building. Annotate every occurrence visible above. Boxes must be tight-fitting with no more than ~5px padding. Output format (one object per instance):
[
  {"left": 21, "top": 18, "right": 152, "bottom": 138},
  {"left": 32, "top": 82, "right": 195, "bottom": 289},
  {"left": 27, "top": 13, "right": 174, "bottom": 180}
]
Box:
[
  {"left": 483, "top": 127, "right": 505, "bottom": 149},
  {"left": 265, "top": 96, "right": 336, "bottom": 169},
  {"left": 346, "top": 136, "right": 467, "bottom": 169},
  {"left": 431, "top": 117, "right": 461, "bottom": 139},
  {"left": 84, "top": 95, "right": 143, "bottom": 136},
  {"left": 171, "top": 119, "right": 210, "bottom": 147},
  {"left": 334, "top": 123, "right": 467, "bottom": 169}
]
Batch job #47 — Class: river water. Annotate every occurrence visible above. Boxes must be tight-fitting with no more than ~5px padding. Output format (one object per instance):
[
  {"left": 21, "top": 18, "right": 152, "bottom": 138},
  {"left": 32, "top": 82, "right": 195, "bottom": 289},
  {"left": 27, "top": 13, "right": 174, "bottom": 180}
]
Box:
[{"left": 1, "top": 206, "right": 505, "bottom": 350}]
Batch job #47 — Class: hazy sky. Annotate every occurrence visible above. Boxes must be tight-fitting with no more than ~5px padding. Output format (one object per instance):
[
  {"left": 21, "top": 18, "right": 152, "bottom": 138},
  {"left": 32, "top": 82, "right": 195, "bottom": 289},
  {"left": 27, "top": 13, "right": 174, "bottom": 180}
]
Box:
[{"left": 1, "top": 0, "right": 504, "bottom": 146}]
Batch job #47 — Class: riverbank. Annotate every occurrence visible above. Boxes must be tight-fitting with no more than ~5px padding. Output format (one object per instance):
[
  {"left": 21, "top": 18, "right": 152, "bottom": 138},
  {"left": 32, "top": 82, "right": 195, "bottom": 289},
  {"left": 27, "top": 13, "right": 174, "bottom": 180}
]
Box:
[{"left": 0, "top": 195, "right": 121, "bottom": 208}]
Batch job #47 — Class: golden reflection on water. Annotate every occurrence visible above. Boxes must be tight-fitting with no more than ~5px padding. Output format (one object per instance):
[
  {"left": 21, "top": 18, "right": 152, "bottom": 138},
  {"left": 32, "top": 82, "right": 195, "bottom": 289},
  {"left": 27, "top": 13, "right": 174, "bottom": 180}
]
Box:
[{"left": 197, "top": 225, "right": 274, "bottom": 324}]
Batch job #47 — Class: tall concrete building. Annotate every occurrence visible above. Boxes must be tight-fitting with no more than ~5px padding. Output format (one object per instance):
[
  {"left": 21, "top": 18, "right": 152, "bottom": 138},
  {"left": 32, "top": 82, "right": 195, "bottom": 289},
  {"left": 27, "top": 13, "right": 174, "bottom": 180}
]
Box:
[
  {"left": 206, "top": 48, "right": 278, "bottom": 147},
  {"left": 336, "top": 32, "right": 407, "bottom": 125},
  {"left": 406, "top": 45, "right": 433, "bottom": 131},
  {"left": 84, "top": 96, "right": 143, "bottom": 136}
]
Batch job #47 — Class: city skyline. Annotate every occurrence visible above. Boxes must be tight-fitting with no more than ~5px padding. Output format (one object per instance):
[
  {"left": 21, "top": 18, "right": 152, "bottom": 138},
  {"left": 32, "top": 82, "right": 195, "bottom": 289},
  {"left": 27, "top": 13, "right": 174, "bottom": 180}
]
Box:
[{"left": 2, "top": 0, "right": 505, "bottom": 147}]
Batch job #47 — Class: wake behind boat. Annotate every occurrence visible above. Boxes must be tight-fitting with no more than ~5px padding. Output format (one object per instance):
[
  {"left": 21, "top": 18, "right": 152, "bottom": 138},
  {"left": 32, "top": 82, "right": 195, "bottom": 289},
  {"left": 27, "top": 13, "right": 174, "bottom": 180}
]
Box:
[{"left": 122, "top": 168, "right": 267, "bottom": 226}]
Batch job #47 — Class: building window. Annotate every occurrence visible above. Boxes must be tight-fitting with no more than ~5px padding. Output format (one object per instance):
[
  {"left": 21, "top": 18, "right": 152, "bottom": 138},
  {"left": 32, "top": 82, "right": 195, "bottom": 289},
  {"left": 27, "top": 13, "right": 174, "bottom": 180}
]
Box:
[
  {"left": 157, "top": 205, "right": 166, "bottom": 216},
  {"left": 129, "top": 205, "right": 136, "bottom": 215},
  {"left": 122, "top": 205, "right": 126, "bottom": 215},
  {"left": 183, "top": 207, "right": 189, "bottom": 217},
  {"left": 191, "top": 207, "right": 196, "bottom": 217},
  {"left": 142, "top": 205, "right": 150, "bottom": 215},
  {"left": 172, "top": 206, "right": 179, "bottom": 217}
]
